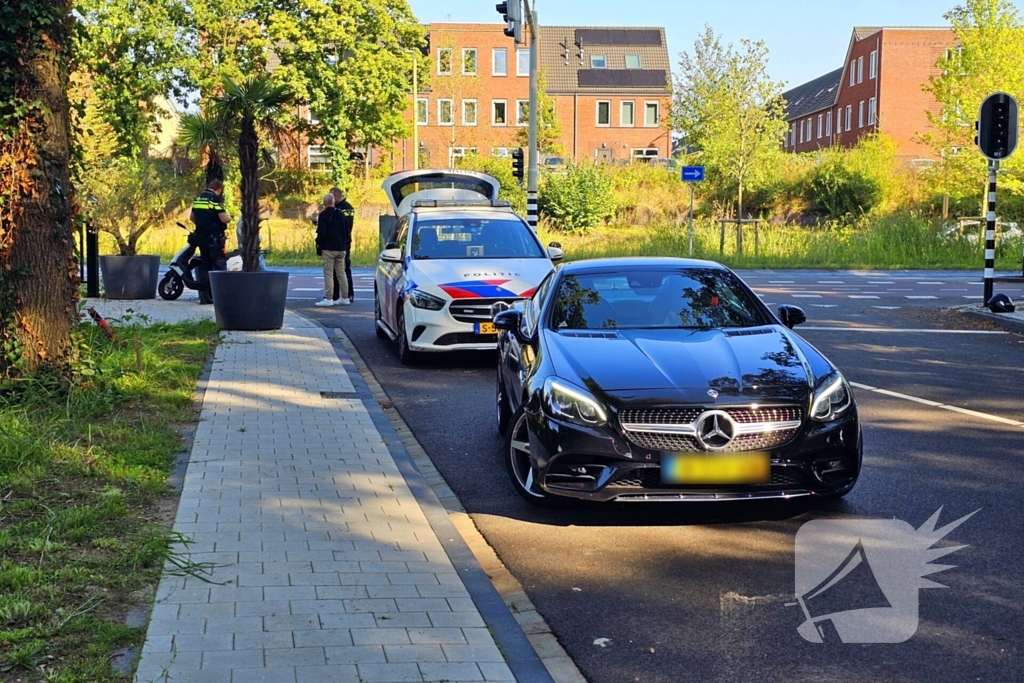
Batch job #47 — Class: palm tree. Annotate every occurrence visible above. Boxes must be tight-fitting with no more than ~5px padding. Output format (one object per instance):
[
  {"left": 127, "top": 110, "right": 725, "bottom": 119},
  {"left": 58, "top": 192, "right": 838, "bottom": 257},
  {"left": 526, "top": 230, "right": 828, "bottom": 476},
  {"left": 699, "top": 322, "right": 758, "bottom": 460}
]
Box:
[
  {"left": 178, "top": 112, "right": 228, "bottom": 185},
  {"left": 212, "top": 75, "right": 293, "bottom": 272}
]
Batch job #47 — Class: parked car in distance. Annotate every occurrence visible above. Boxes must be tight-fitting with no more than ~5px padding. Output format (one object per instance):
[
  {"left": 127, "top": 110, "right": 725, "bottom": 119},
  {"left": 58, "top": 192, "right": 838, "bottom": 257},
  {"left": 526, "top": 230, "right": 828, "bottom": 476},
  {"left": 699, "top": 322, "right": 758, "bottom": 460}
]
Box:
[{"left": 494, "top": 257, "right": 861, "bottom": 505}]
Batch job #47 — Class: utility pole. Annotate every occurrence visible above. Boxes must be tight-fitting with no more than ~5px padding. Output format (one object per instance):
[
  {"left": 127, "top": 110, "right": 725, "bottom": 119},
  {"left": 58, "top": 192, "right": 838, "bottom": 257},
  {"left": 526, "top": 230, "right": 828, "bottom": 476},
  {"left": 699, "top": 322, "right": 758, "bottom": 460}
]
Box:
[
  {"left": 523, "top": 0, "right": 539, "bottom": 229},
  {"left": 412, "top": 53, "right": 419, "bottom": 170}
]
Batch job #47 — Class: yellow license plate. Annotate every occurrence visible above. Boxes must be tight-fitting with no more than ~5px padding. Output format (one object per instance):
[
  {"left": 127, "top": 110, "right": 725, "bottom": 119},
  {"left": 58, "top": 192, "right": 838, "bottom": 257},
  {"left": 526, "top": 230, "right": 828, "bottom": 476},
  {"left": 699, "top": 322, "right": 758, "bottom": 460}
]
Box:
[
  {"left": 662, "top": 453, "right": 770, "bottom": 484},
  {"left": 475, "top": 322, "right": 497, "bottom": 334}
]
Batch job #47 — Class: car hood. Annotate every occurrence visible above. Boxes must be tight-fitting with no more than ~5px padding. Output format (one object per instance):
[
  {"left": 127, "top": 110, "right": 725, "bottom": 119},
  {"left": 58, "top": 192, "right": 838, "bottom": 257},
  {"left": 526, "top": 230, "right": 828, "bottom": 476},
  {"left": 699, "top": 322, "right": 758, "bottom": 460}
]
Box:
[
  {"left": 545, "top": 326, "right": 823, "bottom": 404},
  {"left": 409, "top": 258, "right": 553, "bottom": 299}
]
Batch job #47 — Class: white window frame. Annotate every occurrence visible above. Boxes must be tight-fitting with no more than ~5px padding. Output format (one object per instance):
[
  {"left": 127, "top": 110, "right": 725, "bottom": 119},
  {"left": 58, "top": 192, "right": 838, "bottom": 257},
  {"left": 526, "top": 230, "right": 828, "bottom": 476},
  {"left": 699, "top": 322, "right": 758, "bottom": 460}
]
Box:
[
  {"left": 857, "top": 56, "right": 864, "bottom": 84},
  {"left": 868, "top": 97, "right": 876, "bottom": 125},
  {"left": 492, "top": 48, "right": 508, "bottom": 77},
  {"left": 590, "top": 54, "right": 607, "bottom": 68},
  {"left": 806, "top": 118, "right": 812, "bottom": 142},
  {"left": 790, "top": 124, "right": 796, "bottom": 148},
  {"left": 644, "top": 101, "right": 659, "bottom": 127},
  {"left": 869, "top": 50, "right": 878, "bottom": 79},
  {"left": 836, "top": 108, "right": 842, "bottom": 134},
  {"left": 798, "top": 121, "right": 803, "bottom": 144},
  {"left": 849, "top": 65, "right": 855, "bottom": 87},
  {"left": 826, "top": 110, "right": 832, "bottom": 137},
  {"left": 492, "top": 99, "right": 508, "bottom": 127},
  {"left": 448, "top": 146, "right": 477, "bottom": 166},
  {"left": 415, "top": 98, "right": 428, "bottom": 126},
  {"left": 307, "top": 144, "right": 330, "bottom": 170},
  {"left": 438, "top": 48, "right": 453, "bottom": 76},
  {"left": 620, "top": 100, "right": 635, "bottom": 127},
  {"left": 516, "top": 99, "right": 530, "bottom": 126},
  {"left": 462, "top": 99, "right": 478, "bottom": 126},
  {"left": 492, "top": 147, "right": 511, "bottom": 158},
  {"left": 845, "top": 105, "right": 852, "bottom": 131},
  {"left": 307, "top": 108, "right": 319, "bottom": 125},
  {"left": 517, "top": 49, "right": 529, "bottom": 77},
  {"left": 596, "top": 100, "right": 611, "bottom": 127},
  {"left": 462, "top": 48, "right": 478, "bottom": 76},
  {"left": 630, "top": 147, "right": 659, "bottom": 162},
  {"left": 858, "top": 100, "right": 864, "bottom": 128},
  {"left": 625, "top": 54, "right": 641, "bottom": 69},
  {"left": 438, "top": 98, "right": 453, "bottom": 126},
  {"left": 817, "top": 113, "right": 823, "bottom": 139}
]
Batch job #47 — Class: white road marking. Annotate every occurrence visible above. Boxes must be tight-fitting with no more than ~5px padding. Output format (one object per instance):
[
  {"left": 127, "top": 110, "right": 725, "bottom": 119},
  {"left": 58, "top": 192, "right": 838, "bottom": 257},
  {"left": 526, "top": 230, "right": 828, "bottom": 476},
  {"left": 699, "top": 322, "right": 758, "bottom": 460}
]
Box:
[
  {"left": 906, "top": 295, "right": 938, "bottom": 299},
  {"left": 917, "top": 281, "right": 945, "bottom": 284},
  {"left": 887, "top": 288, "right": 913, "bottom": 291},
  {"left": 872, "top": 306, "right": 901, "bottom": 310},
  {"left": 810, "top": 304, "right": 838, "bottom": 308},
  {"left": 818, "top": 280, "right": 845, "bottom": 284},
  {"left": 769, "top": 280, "right": 795, "bottom": 284},
  {"left": 801, "top": 327, "right": 1006, "bottom": 333},
  {"left": 850, "top": 382, "right": 1024, "bottom": 427},
  {"left": 963, "top": 295, "right": 985, "bottom": 300},
  {"left": 848, "top": 295, "right": 880, "bottom": 299},
  {"left": 292, "top": 288, "right": 322, "bottom": 291},
  {"left": 868, "top": 281, "right": 895, "bottom": 284},
  {"left": 792, "top": 294, "right": 822, "bottom": 298}
]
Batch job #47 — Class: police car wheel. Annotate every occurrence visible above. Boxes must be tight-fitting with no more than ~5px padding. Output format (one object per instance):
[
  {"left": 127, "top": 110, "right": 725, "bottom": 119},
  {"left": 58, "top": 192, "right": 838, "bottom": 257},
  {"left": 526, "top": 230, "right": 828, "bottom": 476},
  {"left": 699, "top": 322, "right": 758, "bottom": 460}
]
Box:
[
  {"left": 396, "top": 307, "right": 420, "bottom": 365},
  {"left": 374, "top": 286, "right": 388, "bottom": 339}
]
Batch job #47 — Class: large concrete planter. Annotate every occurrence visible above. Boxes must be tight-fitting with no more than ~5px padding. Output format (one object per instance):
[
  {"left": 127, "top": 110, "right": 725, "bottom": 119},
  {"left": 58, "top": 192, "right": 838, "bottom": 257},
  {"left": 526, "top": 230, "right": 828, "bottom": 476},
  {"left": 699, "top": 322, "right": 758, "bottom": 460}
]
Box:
[
  {"left": 99, "top": 254, "right": 161, "bottom": 300},
  {"left": 209, "top": 270, "right": 289, "bottom": 331}
]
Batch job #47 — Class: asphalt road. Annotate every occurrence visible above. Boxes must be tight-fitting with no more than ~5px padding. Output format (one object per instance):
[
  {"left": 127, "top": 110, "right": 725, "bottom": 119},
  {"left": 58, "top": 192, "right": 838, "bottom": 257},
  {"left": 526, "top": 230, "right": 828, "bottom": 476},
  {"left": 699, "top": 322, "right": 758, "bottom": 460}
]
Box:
[{"left": 301, "top": 268, "right": 1023, "bottom": 682}]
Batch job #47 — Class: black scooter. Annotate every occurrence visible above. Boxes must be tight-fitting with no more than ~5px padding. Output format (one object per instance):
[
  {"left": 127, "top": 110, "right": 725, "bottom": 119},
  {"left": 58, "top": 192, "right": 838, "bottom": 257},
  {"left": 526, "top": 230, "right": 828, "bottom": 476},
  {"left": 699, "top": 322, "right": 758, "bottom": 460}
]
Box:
[{"left": 158, "top": 222, "right": 216, "bottom": 300}]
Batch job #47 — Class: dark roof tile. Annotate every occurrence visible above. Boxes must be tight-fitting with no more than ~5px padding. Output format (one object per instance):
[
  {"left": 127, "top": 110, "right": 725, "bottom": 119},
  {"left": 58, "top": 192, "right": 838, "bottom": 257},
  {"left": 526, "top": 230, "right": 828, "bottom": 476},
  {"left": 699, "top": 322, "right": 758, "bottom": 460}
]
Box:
[{"left": 782, "top": 67, "right": 843, "bottom": 120}]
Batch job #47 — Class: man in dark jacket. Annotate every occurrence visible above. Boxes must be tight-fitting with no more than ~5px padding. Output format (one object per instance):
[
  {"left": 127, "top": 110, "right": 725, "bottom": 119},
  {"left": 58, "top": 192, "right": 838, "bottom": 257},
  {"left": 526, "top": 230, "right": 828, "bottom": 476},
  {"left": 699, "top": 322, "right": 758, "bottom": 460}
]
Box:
[
  {"left": 330, "top": 187, "right": 355, "bottom": 303},
  {"left": 190, "top": 178, "right": 231, "bottom": 304},
  {"left": 314, "top": 193, "right": 350, "bottom": 307}
]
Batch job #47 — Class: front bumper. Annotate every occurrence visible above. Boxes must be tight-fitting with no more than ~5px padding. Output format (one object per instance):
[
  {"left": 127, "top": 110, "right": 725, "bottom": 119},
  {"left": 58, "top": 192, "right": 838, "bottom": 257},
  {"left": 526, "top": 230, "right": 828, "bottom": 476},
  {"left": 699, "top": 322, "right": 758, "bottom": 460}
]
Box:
[
  {"left": 405, "top": 298, "right": 512, "bottom": 352},
  {"left": 525, "top": 409, "right": 861, "bottom": 503}
]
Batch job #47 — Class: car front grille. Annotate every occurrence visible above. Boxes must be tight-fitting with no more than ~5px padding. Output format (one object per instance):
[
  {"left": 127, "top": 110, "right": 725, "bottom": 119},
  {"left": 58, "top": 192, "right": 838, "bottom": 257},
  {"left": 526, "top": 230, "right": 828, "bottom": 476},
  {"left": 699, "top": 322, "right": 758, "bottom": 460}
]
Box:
[
  {"left": 449, "top": 298, "right": 523, "bottom": 324},
  {"left": 433, "top": 332, "right": 497, "bottom": 346},
  {"left": 618, "top": 405, "right": 803, "bottom": 453}
]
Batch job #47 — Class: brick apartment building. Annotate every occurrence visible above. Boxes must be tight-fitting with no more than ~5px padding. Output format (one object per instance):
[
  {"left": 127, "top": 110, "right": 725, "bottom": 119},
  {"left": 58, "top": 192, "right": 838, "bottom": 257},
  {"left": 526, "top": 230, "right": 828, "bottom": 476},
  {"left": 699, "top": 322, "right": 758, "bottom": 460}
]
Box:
[
  {"left": 782, "top": 26, "right": 956, "bottom": 161},
  {"left": 391, "top": 23, "right": 672, "bottom": 170}
]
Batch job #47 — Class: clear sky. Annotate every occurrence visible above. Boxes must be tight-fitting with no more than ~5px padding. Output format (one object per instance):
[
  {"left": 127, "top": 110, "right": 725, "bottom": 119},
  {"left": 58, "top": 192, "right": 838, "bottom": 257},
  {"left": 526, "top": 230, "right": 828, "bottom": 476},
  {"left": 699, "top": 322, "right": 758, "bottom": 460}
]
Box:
[{"left": 408, "top": 0, "right": 1022, "bottom": 89}]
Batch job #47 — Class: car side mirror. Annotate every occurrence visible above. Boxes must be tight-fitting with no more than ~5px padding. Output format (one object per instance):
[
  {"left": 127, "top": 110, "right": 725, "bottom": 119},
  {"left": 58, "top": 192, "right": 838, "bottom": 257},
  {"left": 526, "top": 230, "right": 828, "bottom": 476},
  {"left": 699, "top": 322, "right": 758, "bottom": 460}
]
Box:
[
  {"left": 493, "top": 309, "right": 524, "bottom": 338},
  {"left": 777, "top": 304, "right": 806, "bottom": 329},
  {"left": 385, "top": 241, "right": 397, "bottom": 250},
  {"left": 547, "top": 246, "right": 564, "bottom": 262},
  {"left": 380, "top": 248, "right": 403, "bottom": 263}
]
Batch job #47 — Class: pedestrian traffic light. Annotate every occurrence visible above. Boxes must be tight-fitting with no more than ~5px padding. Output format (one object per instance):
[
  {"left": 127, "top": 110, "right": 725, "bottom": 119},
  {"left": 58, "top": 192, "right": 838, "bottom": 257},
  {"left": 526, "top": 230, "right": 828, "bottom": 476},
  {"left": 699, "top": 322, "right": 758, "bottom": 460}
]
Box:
[
  {"left": 976, "top": 92, "right": 1019, "bottom": 161},
  {"left": 511, "top": 148, "right": 525, "bottom": 183},
  {"left": 495, "top": 0, "right": 522, "bottom": 44}
]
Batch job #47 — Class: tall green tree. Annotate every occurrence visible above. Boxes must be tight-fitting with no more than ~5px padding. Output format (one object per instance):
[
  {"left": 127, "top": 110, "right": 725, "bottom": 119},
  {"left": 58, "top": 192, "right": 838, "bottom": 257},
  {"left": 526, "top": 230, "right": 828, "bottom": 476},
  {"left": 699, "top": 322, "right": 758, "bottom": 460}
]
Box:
[
  {"left": 672, "top": 25, "right": 788, "bottom": 219},
  {"left": 0, "top": 0, "right": 78, "bottom": 379},
  {"left": 923, "top": 0, "right": 1024, "bottom": 201}
]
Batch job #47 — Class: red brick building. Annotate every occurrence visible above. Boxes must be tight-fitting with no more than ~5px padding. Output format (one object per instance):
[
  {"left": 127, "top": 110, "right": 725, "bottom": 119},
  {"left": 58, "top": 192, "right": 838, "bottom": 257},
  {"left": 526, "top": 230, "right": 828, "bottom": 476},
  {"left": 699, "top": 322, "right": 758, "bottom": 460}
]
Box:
[
  {"left": 392, "top": 23, "right": 672, "bottom": 170},
  {"left": 783, "top": 27, "right": 956, "bottom": 161}
]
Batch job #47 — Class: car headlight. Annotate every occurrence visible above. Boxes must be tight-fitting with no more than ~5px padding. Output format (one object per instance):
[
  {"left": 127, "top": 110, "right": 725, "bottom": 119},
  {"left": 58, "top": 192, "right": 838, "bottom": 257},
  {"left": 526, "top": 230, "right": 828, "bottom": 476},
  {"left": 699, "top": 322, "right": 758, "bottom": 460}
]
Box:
[
  {"left": 810, "top": 372, "right": 853, "bottom": 422},
  {"left": 408, "top": 290, "right": 446, "bottom": 311},
  {"left": 543, "top": 378, "right": 607, "bottom": 426}
]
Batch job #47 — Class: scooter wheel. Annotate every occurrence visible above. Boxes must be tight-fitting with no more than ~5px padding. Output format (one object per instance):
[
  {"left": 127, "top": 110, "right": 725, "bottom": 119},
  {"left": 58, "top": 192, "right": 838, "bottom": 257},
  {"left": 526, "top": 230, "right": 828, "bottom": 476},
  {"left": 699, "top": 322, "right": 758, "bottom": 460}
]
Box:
[{"left": 158, "top": 273, "right": 184, "bottom": 300}]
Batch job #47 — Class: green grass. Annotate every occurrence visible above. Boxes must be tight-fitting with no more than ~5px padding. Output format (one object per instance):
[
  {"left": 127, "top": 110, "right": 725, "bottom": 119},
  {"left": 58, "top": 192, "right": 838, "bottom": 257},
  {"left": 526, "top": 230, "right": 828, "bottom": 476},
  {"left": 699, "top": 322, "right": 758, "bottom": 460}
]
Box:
[{"left": 0, "top": 317, "right": 218, "bottom": 682}]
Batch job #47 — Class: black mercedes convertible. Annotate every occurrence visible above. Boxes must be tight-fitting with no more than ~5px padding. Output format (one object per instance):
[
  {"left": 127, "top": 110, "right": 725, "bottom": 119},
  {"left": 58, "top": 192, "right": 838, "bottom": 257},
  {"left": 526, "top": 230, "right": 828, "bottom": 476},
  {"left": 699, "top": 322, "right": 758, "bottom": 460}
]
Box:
[{"left": 493, "top": 258, "right": 861, "bottom": 505}]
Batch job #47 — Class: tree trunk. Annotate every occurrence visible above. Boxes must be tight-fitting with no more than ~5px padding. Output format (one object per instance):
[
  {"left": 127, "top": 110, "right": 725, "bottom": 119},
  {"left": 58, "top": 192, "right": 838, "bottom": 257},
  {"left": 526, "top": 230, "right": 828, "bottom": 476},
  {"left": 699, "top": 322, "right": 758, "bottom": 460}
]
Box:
[
  {"left": 238, "top": 117, "right": 261, "bottom": 272},
  {"left": 737, "top": 180, "right": 744, "bottom": 255},
  {"left": 0, "top": 0, "right": 78, "bottom": 379}
]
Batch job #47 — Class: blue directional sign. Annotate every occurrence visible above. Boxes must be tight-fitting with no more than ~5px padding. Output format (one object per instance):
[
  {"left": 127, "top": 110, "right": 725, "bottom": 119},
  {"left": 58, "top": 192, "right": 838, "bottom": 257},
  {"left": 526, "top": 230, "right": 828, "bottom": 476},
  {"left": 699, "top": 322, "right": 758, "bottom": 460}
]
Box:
[{"left": 681, "top": 165, "right": 705, "bottom": 182}]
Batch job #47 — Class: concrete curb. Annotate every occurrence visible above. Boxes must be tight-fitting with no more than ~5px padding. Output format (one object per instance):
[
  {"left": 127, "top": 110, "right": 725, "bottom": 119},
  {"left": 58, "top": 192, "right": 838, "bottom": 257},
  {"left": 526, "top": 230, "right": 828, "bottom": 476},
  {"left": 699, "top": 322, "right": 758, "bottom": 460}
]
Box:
[
  {"left": 960, "top": 306, "right": 1024, "bottom": 334},
  {"left": 326, "top": 326, "right": 587, "bottom": 683}
]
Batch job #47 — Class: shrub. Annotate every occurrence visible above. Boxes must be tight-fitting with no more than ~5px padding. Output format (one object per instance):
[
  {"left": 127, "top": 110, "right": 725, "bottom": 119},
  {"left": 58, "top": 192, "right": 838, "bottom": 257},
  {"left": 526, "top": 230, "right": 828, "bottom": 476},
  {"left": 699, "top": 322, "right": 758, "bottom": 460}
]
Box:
[
  {"left": 804, "top": 135, "right": 901, "bottom": 218},
  {"left": 539, "top": 162, "right": 615, "bottom": 233},
  {"left": 456, "top": 154, "right": 526, "bottom": 213}
]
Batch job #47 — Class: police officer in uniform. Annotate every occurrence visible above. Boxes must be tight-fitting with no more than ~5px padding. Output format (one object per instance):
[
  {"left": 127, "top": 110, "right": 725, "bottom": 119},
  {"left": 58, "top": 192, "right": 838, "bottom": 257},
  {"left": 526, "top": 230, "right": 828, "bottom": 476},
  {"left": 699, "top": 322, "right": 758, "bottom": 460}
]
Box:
[
  {"left": 329, "top": 187, "right": 355, "bottom": 303},
  {"left": 190, "top": 178, "right": 231, "bottom": 304}
]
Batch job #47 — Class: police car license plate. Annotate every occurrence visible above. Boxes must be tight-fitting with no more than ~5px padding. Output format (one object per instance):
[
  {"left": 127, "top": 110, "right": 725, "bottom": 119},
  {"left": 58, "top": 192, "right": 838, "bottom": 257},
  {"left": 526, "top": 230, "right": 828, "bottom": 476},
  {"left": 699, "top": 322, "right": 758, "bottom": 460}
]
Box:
[{"left": 475, "top": 322, "right": 497, "bottom": 335}]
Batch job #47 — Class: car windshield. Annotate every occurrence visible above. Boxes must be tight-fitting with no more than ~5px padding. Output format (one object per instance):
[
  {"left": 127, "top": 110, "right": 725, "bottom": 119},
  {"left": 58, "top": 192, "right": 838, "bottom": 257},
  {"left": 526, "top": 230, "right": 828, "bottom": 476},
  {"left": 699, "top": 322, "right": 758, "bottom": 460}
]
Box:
[
  {"left": 550, "top": 268, "right": 767, "bottom": 330},
  {"left": 412, "top": 218, "right": 545, "bottom": 260}
]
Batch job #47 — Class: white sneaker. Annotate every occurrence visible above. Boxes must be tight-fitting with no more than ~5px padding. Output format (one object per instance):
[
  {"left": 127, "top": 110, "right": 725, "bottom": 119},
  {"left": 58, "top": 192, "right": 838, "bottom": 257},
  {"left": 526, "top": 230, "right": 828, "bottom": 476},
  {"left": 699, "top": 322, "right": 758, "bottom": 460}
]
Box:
[
  {"left": 337, "top": 299, "right": 351, "bottom": 305},
  {"left": 315, "top": 299, "right": 335, "bottom": 307}
]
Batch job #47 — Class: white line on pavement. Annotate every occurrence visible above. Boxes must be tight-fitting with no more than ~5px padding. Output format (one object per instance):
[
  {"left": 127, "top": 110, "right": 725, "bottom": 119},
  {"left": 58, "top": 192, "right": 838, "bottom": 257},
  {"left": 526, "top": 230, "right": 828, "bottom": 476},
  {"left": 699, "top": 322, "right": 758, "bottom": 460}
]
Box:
[
  {"left": 868, "top": 281, "right": 895, "bottom": 284},
  {"left": 801, "top": 327, "right": 1006, "bottom": 333},
  {"left": 850, "top": 382, "right": 1024, "bottom": 427},
  {"left": 906, "top": 295, "right": 938, "bottom": 299},
  {"left": 809, "top": 304, "right": 838, "bottom": 308},
  {"left": 769, "top": 280, "right": 795, "bottom": 284},
  {"left": 792, "top": 294, "right": 823, "bottom": 298},
  {"left": 292, "top": 288, "right": 322, "bottom": 291},
  {"left": 848, "top": 295, "right": 880, "bottom": 299},
  {"left": 871, "top": 306, "right": 901, "bottom": 310},
  {"left": 917, "top": 281, "right": 945, "bottom": 284},
  {"left": 963, "top": 295, "right": 984, "bottom": 299},
  {"left": 818, "top": 280, "right": 845, "bottom": 284}
]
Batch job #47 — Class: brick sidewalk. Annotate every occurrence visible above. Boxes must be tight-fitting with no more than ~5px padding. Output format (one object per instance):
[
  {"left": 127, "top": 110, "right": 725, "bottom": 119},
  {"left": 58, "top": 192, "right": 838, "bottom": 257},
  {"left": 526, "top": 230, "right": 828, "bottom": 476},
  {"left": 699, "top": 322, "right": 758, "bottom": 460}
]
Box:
[{"left": 133, "top": 312, "right": 515, "bottom": 683}]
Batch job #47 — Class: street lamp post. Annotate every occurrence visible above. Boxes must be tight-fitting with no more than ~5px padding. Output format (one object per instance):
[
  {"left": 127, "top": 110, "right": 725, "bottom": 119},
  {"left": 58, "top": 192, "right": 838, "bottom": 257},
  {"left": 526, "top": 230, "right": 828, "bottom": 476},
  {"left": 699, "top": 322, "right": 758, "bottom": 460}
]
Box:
[{"left": 412, "top": 53, "right": 419, "bottom": 170}]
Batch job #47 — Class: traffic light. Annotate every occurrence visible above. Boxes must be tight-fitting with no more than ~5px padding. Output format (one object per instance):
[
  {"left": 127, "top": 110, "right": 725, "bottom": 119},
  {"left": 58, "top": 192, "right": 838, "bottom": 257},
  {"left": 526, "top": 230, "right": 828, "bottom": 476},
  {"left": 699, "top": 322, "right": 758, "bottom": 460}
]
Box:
[
  {"left": 511, "top": 148, "right": 524, "bottom": 183},
  {"left": 495, "top": 0, "right": 522, "bottom": 44},
  {"left": 976, "top": 92, "right": 1019, "bottom": 161}
]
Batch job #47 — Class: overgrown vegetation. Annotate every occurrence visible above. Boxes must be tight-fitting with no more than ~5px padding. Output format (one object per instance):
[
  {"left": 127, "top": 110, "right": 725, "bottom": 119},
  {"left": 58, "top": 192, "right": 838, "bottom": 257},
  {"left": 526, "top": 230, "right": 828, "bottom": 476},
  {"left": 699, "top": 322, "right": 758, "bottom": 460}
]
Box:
[
  {"left": 0, "top": 317, "right": 217, "bottom": 681},
  {"left": 538, "top": 163, "right": 616, "bottom": 233}
]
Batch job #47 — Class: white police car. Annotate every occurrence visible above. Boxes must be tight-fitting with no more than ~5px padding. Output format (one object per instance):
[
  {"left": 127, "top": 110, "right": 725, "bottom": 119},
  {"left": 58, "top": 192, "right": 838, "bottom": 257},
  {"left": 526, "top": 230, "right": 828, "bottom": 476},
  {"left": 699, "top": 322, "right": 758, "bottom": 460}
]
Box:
[{"left": 375, "top": 170, "right": 561, "bottom": 364}]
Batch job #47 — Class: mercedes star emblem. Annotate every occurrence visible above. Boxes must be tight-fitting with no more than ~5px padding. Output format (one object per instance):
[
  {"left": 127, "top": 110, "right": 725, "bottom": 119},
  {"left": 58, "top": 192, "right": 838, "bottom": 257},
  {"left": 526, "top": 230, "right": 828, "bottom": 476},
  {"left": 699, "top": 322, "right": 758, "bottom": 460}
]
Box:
[
  {"left": 707, "top": 389, "right": 719, "bottom": 399},
  {"left": 696, "top": 410, "right": 736, "bottom": 450}
]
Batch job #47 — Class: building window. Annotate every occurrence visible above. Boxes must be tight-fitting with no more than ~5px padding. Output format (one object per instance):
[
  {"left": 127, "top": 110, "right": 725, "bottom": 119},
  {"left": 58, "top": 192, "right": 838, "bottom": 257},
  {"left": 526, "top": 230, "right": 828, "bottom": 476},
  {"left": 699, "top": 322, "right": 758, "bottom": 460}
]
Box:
[
  {"left": 835, "top": 108, "right": 842, "bottom": 134},
  {"left": 307, "top": 108, "right": 319, "bottom": 125},
  {"left": 857, "top": 56, "right": 863, "bottom": 84},
  {"left": 516, "top": 99, "right": 529, "bottom": 126},
  {"left": 517, "top": 49, "right": 529, "bottom": 76},
  {"left": 308, "top": 145, "right": 330, "bottom": 170},
  {"left": 438, "top": 99, "right": 453, "bottom": 126},
  {"left": 463, "top": 99, "right": 478, "bottom": 126},
  {"left": 462, "top": 48, "right": 478, "bottom": 76},
  {"left": 849, "top": 65, "right": 855, "bottom": 87},
  {"left": 631, "top": 148, "right": 659, "bottom": 162},
  {"left": 858, "top": 100, "right": 864, "bottom": 127},
  {"left": 868, "top": 97, "right": 876, "bottom": 125},
  {"left": 416, "top": 98, "right": 428, "bottom": 126},
  {"left": 493, "top": 48, "right": 508, "bottom": 76},
  {"left": 591, "top": 54, "right": 607, "bottom": 68},
  {"left": 817, "top": 113, "right": 823, "bottom": 139},
  {"left": 448, "top": 147, "right": 478, "bottom": 166},
  {"left": 492, "top": 100, "right": 508, "bottom": 126},
  {"left": 806, "top": 118, "right": 812, "bottom": 142},
  {"left": 790, "top": 124, "right": 795, "bottom": 147},
  {"left": 597, "top": 100, "right": 611, "bottom": 126},
  {"left": 869, "top": 50, "right": 878, "bottom": 79},
  {"left": 625, "top": 54, "right": 641, "bottom": 69},
  {"left": 621, "top": 101, "right": 635, "bottom": 127},
  {"left": 845, "top": 105, "right": 852, "bottom": 131},
  {"left": 798, "top": 121, "right": 803, "bottom": 144},
  {"left": 492, "top": 147, "right": 510, "bottom": 158},
  {"left": 438, "top": 48, "right": 452, "bottom": 76},
  {"left": 826, "top": 110, "right": 832, "bottom": 137},
  {"left": 644, "top": 102, "right": 659, "bottom": 127}
]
